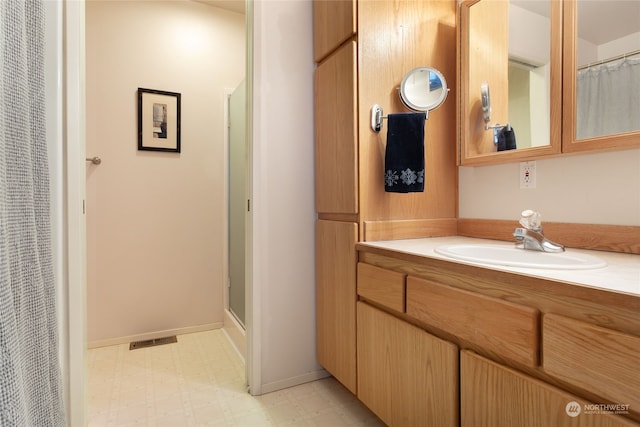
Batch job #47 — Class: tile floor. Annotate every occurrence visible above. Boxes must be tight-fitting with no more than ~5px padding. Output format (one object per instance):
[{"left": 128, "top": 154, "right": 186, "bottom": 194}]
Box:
[{"left": 88, "top": 329, "right": 385, "bottom": 426}]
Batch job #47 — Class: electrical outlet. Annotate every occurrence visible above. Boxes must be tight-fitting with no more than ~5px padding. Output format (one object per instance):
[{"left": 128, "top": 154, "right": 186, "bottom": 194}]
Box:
[{"left": 520, "top": 161, "right": 536, "bottom": 189}]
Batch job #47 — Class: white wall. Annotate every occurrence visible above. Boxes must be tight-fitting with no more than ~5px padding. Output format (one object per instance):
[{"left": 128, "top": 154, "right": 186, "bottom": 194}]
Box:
[
  {"left": 85, "top": 1, "right": 245, "bottom": 344},
  {"left": 250, "top": 0, "right": 323, "bottom": 393},
  {"left": 459, "top": 148, "right": 640, "bottom": 226}
]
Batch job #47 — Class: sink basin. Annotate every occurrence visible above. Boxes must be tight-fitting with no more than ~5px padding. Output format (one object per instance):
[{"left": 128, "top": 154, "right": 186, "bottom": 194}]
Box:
[{"left": 434, "top": 244, "right": 607, "bottom": 270}]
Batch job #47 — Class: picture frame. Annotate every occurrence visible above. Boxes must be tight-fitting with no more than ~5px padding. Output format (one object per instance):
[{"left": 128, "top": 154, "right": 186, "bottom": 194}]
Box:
[{"left": 137, "top": 88, "right": 181, "bottom": 153}]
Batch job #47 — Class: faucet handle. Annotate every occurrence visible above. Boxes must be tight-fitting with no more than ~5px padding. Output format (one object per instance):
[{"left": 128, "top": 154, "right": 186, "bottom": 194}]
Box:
[{"left": 519, "top": 209, "right": 542, "bottom": 232}]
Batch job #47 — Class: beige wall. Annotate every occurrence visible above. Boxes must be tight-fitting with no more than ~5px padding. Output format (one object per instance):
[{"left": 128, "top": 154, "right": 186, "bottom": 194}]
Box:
[
  {"left": 86, "top": 0, "right": 245, "bottom": 344},
  {"left": 459, "top": 148, "right": 640, "bottom": 226}
]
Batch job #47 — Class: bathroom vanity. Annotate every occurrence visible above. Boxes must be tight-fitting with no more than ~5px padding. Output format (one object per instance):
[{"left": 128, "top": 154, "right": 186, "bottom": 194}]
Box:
[
  {"left": 313, "top": 1, "right": 640, "bottom": 425},
  {"left": 356, "top": 237, "right": 639, "bottom": 426}
]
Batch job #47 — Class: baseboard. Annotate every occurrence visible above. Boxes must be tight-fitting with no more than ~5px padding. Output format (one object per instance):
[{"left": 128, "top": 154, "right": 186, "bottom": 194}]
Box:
[
  {"left": 223, "top": 309, "right": 246, "bottom": 362},
  {"left": 257, "top": 368, "right": 331, "bottom": 395},
  {"left": 87, "top": 322, "right": 223, "bottom": 349}
]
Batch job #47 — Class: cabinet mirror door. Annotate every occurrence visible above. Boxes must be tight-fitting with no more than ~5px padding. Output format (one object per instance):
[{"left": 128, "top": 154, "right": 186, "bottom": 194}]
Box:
[
  {"left": 459, "top": 0, "right": 562, "bottom": 165},
  {"left": 563, "top": 0, "right": 640, "bottom": 153}
]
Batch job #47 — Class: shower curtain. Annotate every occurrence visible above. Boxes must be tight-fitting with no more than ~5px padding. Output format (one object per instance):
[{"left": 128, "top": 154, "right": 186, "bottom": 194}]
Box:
[
  {"left": 0, "top": 0, "right": 66, "bottom": 425},
  {"left": 576, "top": 56, "right": 640, "bottom": 139}
]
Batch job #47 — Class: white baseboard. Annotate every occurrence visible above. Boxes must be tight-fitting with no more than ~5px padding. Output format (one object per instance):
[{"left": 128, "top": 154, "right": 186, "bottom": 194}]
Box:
[
  {"left": 257, "top": 369, "right": 331, "bottom": 395},
  {"left": 87, "top": 322, "right": 223, "bottom": 349},
  {"left": 222, "top": 309, "right": 246, "bottom": 361}
]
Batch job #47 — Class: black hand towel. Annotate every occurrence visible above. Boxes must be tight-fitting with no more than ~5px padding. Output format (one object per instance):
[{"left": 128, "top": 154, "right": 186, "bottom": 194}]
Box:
[
  {"left": 497, "top": 126, "right": 517, "bottom": 151},
  {"left": 384, "top": 112, "right": 426, "bottom": 193}
]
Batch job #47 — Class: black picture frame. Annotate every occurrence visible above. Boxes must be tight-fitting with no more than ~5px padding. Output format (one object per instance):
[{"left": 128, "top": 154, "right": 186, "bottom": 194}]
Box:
[{"left": 137, "top": 88, "right": 181, "bottom": 153}]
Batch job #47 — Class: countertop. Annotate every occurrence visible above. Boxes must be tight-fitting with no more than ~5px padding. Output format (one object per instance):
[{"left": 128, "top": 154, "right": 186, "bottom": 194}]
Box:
[{"left": 357, "top": 236, "right": 640, "bottom": 297}]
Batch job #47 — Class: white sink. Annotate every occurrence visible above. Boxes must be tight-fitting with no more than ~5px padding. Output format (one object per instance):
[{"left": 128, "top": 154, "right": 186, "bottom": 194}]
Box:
[{"left": 434, "top": 244, "right": 607, "bottom": 270}]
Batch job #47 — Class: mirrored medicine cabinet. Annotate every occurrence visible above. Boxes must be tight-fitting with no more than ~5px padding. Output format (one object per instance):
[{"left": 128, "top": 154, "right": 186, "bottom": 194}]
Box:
[
  {"left": 459, "top": 0, "right": 640, "bottom": 166},
  {"left": 563, "top": 0, "right": 640, "bottom": 153}
]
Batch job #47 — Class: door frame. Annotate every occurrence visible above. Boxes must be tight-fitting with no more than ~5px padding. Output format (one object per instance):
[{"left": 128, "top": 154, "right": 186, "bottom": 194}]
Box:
[
  {"left": 62, "top": 1, "right": 259, "bottom": 425},
  {"left": 62, "top": 0, "right": 87, "bottom": 425}
]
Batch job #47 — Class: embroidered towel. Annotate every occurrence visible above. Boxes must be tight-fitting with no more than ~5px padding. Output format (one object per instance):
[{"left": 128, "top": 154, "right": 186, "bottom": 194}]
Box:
[{"left": 384, "top": 112, "right": 426, "bottom": 193}]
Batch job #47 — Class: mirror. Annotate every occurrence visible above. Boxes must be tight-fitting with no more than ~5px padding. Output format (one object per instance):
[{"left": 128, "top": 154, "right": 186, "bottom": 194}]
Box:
[
  {"left": 459, "top": 0, "right": 562, "bottom": 165},
  {"left": 563, "top": 0, "right": 640, "bottom": 153},
  {"left": 399, "top": 67, "right": 449, "bottom": 114},
  {"left": 371, "top": 67, "right": 449, "bottom": 132}
]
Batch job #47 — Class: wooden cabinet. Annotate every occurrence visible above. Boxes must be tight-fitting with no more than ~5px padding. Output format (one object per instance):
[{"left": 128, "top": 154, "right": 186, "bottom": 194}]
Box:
[
  {"left": 561, "top": 0, "right": 640, "bottom": 154},
  {"left": 357, "top": 247, "right": 640, "bottom": 425},
  {"left": 313, "top": 0, "right": 458, "bottom": 225},
  {"left": 459, "top": 0, "right": 562, "bottom": 165},
  {"left": 316, "top": 220, "right": 358, "bottom": 393},
  {"left": 461, "top": 350, "right": 638, "bottom": 427},
  {"left": 314, "top": 0, "right": 458, "bottom": 404},
  {"left": 357, "top": 302, "right": 459, "bottom": 427},
  {"left": 314, "top": 41, "right": 358, "bottom": 215},
  {"left": 459, "top": 0, "right": 640, "bottom": 165},
  {"left": 313, "top": 0, "right": 355, "bottom": 62}
]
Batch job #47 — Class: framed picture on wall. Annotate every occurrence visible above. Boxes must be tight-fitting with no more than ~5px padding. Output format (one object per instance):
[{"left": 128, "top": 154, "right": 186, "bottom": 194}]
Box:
[{"left": 137, "top": 88, "right": 181, "bottom": 153}]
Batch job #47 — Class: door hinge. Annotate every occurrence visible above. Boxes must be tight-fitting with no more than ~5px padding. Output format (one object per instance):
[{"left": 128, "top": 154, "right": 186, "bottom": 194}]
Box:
[
  {"left": 83, "top": 200, "right": 86, "bottom": 214},
  {"left": 247, "top": 199, "right": 250, "bottom": 212}
]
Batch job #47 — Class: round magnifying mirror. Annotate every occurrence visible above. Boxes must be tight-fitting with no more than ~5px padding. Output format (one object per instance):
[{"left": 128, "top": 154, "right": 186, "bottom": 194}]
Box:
[{"left": 399, "top": 67, "right": 448, "bottom": 113}]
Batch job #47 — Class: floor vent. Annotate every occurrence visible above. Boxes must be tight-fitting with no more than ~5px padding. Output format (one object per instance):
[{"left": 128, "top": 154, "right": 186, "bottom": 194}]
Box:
[{"left": 129, "top": 335, "right": 177, "bottom": 350}]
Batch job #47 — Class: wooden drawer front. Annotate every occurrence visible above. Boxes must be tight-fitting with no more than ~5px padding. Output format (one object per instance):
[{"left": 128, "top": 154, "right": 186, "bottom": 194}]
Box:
[
  {"left": 357, "top": 263, "right": 405, "bottom": 312},
  {"left": 406, "top": 276, "right": 539, "bottom": 366},
  {"left": 461, "top": 350, "right": 638, "bottom": 427},
  {"left": 543, "top": 314, "right": 640, "bottom": 412}
]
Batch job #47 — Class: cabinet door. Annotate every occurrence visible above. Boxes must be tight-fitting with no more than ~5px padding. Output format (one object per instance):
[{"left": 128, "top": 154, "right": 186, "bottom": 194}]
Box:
[
  {"left": 315, "top": 41, "right": 358, "bottom": 215},
  {"left": 357, "top": 302, "right": 458, "bottom": 427},
  {"left": 461, "top": 350, "right": 638, "bottom": 427},
  {"left": 316, "top": 220, "right": 358, "bottom": 393},
  {"left": 313, "top": 0, "right": 356, "bottom": 62}
]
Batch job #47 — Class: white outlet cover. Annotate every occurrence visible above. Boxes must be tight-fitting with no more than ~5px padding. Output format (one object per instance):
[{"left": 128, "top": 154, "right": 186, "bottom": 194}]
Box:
[{"left": 520, "top": 161, "right": 536, "bottom": 189}]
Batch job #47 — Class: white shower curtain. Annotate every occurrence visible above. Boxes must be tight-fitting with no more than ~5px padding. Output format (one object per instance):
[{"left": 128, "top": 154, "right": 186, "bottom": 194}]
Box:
[
  {"left": 0, "top": 0, "right": 66, "bottom": 425},
  {"left": 576, "top": 56, "right": 640, "bottom": 139}
]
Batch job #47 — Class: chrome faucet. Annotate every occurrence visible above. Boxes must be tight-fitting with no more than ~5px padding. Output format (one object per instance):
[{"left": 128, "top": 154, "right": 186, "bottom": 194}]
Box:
[{"left": 513, "top": 210, "right": 564, "bottom": 253}]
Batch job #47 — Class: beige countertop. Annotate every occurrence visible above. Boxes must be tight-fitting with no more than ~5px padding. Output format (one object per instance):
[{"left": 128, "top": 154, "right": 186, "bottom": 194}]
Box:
[{"left": 358, "top": 236, "right": 640, "bottom": 297}]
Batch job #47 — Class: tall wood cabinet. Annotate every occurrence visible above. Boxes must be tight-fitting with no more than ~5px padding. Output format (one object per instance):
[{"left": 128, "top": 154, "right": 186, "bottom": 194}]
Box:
[{"left": 314, "top": 0, "right": 458, "bottom": 397}]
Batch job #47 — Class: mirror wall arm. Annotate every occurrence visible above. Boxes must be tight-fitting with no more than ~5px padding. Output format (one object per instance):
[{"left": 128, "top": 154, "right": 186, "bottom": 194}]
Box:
[
  {"left": 485, "top": 122, "right": 511, "bottom": 131},
  {"left": 371, "top": 104, "right": 387, "bottom": 132}
]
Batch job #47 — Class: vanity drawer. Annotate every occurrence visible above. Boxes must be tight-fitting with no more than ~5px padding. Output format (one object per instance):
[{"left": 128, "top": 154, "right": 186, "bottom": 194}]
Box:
[
  {"left": 543, "top": 313, "right": 640, "bottom": 412},
  {"left": 406, "top": 276, "right": 539, "bottom": 366},
  {"left": 357, "top": 263, "right": 405, "bottom": 312}
]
